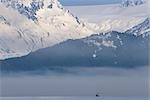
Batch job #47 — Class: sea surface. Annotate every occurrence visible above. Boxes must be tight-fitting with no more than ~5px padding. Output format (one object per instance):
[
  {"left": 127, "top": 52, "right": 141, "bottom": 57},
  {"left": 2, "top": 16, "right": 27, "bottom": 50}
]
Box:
[
  {"left": 0, "top": 97, "right": 149, "bottom": 100},
  {"left": 1, "top": 67, "right": 149, "bottom": 97}
]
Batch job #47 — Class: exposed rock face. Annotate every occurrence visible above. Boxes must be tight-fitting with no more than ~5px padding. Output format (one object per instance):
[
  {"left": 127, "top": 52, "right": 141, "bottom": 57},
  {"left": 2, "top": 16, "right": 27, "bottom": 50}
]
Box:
[{"left": 122, "top": 0, "right": 144, "bottom": 7}]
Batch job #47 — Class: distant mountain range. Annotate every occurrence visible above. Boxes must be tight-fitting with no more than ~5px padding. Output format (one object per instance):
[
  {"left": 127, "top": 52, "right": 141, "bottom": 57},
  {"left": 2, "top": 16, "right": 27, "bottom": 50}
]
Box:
[{"left": 122, "top": 0, "right": 145, "bottom": 7}]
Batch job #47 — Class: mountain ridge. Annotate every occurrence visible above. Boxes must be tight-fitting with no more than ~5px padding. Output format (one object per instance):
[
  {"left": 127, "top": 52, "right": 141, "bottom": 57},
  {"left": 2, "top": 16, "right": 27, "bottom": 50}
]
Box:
[{"left": 1, "top": 31, "right": 149, "bottom": 73}]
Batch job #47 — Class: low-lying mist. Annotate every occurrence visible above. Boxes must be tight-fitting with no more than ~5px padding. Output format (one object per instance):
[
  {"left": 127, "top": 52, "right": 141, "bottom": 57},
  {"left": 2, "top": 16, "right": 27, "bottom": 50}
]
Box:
[{"left": 0, "top": 66, "right": 149, "bottom": 97}]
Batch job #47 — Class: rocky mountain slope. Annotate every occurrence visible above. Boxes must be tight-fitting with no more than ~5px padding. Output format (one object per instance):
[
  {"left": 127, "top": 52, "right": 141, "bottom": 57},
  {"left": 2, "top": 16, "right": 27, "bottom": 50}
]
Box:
[{"left": 1, "top": 31, "right": 149, "bottom": 72}]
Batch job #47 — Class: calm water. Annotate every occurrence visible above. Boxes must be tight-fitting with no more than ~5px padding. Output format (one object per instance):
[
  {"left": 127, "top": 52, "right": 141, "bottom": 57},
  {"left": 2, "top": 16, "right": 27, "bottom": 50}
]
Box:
[
  {"left": 0, "top": 97, "right": 149, "bottom": 100},
  {"left": 1, "top": 67, "right": 149, "bottom": 97}
]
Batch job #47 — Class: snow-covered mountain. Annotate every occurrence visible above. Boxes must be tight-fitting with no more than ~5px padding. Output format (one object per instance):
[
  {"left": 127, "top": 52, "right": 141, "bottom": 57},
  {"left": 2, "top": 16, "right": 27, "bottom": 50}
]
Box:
[
  {"left": 126, "top": 18, "right": 150, "bottom": 36},
  {"left": 0, "top": 0, "right": 149, "bottom": 60},
  {"left": 0, "top": 0, "right": 99, "bottom": 60},
  {"left": 66, "top": 1, "right": 149, "bottom": 33}
]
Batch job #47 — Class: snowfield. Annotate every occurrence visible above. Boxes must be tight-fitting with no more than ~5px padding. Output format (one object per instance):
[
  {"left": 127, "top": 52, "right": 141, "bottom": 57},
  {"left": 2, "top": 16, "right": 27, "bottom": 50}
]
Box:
[
  {"left": 66, "top": 3, "right": 149, "bottom": 32},
  {"left": 0, "top": 0, "right": 149, "bottom": 60}
]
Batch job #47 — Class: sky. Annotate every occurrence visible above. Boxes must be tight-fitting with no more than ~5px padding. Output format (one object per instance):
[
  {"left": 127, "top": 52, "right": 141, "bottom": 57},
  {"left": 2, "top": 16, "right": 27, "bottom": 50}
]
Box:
[{"left": 59, "top": 0, "right": 122, "bottom": 6}]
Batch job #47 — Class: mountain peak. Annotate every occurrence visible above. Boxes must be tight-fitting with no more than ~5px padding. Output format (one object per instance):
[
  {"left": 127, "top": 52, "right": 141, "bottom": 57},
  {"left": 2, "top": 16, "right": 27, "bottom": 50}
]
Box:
[
  {"left": 0, "top": 0, "right": 63, "bottom": 20},
  {"left": 0, "top": 0, "right": 95, "bottom": 60},
  {"left": 122, "top": 0, "right": 145, "bottom": 7}
]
